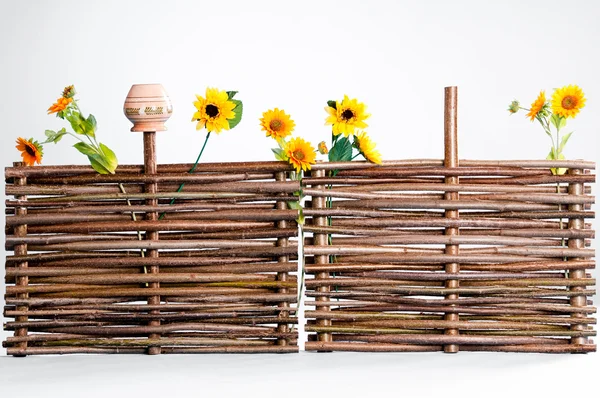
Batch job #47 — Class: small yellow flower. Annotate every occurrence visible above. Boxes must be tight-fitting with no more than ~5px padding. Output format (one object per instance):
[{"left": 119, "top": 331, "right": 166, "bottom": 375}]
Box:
[
  {"left": 48, "top": 97, "right": 73, "bottom": 114},
  {"left": 16, "top": 137, "right": 43, "bottom": 166},
  {"left": 192, "top": 88, "right": 236, "bottom": 133},
  {"left": 284, "top": 137, "right": 316, "bottom": 172},
  {"left": 260, "top": 108, "right": 295, "bottom": 139},
  {"left": 526, "top": 91, "right": 546, "bottom": 121},
  {"left": 355, "top": 131, "right": 382, "bottom": 164},
  {"left": 325, "top": 95, "right": 370, "bottom": 137},
  {"left": 317, "top": 141, "right": 329, "bottom": 155},
  {"left": 551, "top": 85, "right": 586, "bottom": 118}
]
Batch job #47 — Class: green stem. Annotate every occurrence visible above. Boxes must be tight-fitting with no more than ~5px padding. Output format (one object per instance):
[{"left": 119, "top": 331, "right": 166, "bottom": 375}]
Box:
[
  {"left": 118, "top": 183, "right": 148, "bottom": 286},
  {"left": 326, "top": 170, "right": 339, "bottom": 298},
  {"left": 297, "top": 223, "right": 305, "bottom": 309},
  {"left": 158, "top": 132, "right": 211, "bottom": 220}
]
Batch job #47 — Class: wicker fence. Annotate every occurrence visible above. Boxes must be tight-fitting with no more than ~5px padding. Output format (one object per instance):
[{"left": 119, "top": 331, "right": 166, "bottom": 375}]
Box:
[
  {"left": 302, "top": 160, "right": 596, "bottom": 353},
  {"left": 4, "top": 161, "right": 300, "bottom": 355},
  {"left": 303, "top": 88, "right": 596, "bottom": 353},
  {"left": 3, "top": 87, "right": 596, "bottom": 355}
]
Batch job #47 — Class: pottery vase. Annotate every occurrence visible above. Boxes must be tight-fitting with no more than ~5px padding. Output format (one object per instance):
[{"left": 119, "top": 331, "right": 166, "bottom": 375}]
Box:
[{"left": 123, "top": 84, "right": 172, "bottom": 132}]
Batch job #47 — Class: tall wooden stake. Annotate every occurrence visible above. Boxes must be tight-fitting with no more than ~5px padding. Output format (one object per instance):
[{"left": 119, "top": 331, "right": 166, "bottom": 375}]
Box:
[
  {"left": 443, "top": 86, "right": 460, "bottom": 353},
  {"left": 144, "top": 131, "right": 161, "bottom": 355}
]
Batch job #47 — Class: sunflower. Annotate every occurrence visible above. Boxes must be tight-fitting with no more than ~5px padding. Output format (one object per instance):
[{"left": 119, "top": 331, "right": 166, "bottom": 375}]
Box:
[
  {"left": 260, "top": 108, "right": 295, "bottom": 139},
  {"left": 284, "top": 137, "right": 316, "bottom": 172},
  {"left": 325, "top": 95, "right": 370, "bottom": 137},
  {"left": 16, "top": 137, "right": 43, "bottom": 166},
  {"left": 526, "top": 91, "right": 547, "bottom": 121},
  {"left": 192, "top": 88, "right": 236, "bottom": 133},
  {"left": 551, "top": 85, "right": 586, "bottom": 118},
  {"left": 62, "top": 85, "right": 76, "bottom": 98},
  {"left": 355, "top": 131, "right": 382, "bottom": 164},
  {"left": 48, "top": 97, "right": 73, "bottom": 114}
]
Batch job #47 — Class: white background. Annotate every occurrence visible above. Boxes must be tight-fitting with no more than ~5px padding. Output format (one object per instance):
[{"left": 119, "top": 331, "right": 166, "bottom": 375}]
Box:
[{"left": 0, "top": 0, "right": 598, "bottom": 396}]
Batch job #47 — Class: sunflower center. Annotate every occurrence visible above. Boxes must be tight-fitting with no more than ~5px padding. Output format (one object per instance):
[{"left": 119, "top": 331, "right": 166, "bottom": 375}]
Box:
[
  {"left": 205, "top": 104, "right": 220, "bottom": 118},
  {"left": 341, "top": 109, "right": 355, "bottom": 121},
  {"left": 25, "top": 144, "right": 37, "bottom": 157},
  {"left": 269, "top": 119, "right": 283, "bottom": 132},
  {"left": 292, "top": 150, "right": 305, "bottom": 160},
  {"left": 561, "top": 95, "right": 577, "bottom": 110}
]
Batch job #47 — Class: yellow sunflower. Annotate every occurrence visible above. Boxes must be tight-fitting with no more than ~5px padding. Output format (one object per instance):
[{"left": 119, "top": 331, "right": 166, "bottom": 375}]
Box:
[
  {"left": 526, "top": 91, "right": 546, "bottom": 121},
  {"left": 192, "top": 88, "right": 236, "bottom": 133},
  {"left": 48, "top": 97, "right": 73, "bottom": 114},
  {"left": 355, "top": 131, "right": 382, "bottom": 164},
  {"left": 260, "top": 108, "right": 295, "bottom": 139},
  {"left": 284, "top": 137, "right": 317, "bottom": 172},
  {"left": 325, "top": 95, "right": 370, "bottom": 137},
  {"left": 16, "top": 137, "right": 43, "bottom": 166},
  {"left": 551, "top": 85, "right": 586, "bottom": 118}
]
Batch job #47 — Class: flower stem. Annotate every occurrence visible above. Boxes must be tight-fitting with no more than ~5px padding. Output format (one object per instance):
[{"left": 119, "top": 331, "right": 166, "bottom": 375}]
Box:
[
  {"left": 158, "top": 132, "right": 211, "bottom": 220},
  {"left": 118, "top": 183, "right": 148, "bottom": 286}
]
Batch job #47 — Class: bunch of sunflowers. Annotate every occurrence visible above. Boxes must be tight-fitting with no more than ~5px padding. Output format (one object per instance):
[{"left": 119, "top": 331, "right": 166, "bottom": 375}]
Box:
[
  {"left": 17, "top": 85, "right": 118, "bottom": 174},
  {"left": 508, "top": 85, "right": 586, "bottom": 175}
]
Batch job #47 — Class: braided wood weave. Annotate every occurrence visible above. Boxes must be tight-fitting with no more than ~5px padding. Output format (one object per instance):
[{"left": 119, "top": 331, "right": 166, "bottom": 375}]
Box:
[
  {"left": 303, "top": 87, "right": 596, "bottom": 353},
  {"left": 4, "top": 161, "right": 299, "bottom": 355}
]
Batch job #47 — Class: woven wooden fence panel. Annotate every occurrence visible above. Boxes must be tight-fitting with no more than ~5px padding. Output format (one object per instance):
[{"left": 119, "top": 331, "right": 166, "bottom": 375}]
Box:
[
  {"left": 303, "top": 160, "right": 596, "bottom": 353},
  {"left": 4, "top": 162, "right": 299, "bottom": 355}
]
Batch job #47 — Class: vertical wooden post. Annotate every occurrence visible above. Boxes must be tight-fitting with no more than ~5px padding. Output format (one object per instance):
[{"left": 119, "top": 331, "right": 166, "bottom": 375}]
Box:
[
  {"left": 144, "top": 131, "right": 161, "bottom": 355},
  {"left": 312, "top": 169, "right": 332, "bottom": 346},
  {"left": 443, "top": 86, "right": 460, "bottom": 353},
  {"left": 567, "top": 168, "right": 588, "bottom": 348},
  {"left": 12, "top": 162, "right": 29, "bottom": 357},
  {"left": 275, "top": 171, "right": 290, "bottom": 346}
]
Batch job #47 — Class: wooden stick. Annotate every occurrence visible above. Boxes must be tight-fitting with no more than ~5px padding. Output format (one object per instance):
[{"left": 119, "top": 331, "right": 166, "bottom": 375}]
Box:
[
  {"left": 5, "top": 159, "right": 594, "bottom": 179},
  {"left": 142, "top": 131, "right": 161, "bottom": 354},
  {"left": 12, "top": 162, "right": 28, "bottom": 356},
  {"left": 567, "top": 168, "right": 589, "bottom": 348}
]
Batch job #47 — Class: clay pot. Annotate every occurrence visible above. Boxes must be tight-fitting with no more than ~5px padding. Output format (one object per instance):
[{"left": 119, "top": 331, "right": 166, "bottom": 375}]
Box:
[{"left": 123, "top": 84, "right": 172, "bottom": 132}]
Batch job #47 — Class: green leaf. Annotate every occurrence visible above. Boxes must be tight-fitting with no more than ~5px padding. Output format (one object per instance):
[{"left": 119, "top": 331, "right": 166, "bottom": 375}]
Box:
[
  {"left": 87, "top": 154, "right": 112, "bottom": 174},
  {"left": 73, "top": 142, "right": 98, "bottom": 156},
  {"left": 99, "top": 142, "right": 118, "bottom": 173},
  {"left": 80, "top": 115, "right": 96, "bottom": 138},
  {"left": 67, "top": 112, "right": 86, "bottom": 135},
  {"left": 286, "top": 201, "right": 302, "bottom": 210},
  {"left": 226, "top": 91, "right": 238, "bottom": 100},
  {"left": 550, "top": 114, "right": 566, "bottom": 130},
  {"left": 558, "top": 132, "right": 573, "bottom": 153},
  {"left": 87, "top": 114, "right": 97, "bottom": 131},
  {"left": 228, "top": 99, "right": 243, "bottom": 129},
  {"left": 44, "top": 128, "right": 68, "bottom": 144},
  {"left": 559, "top": 116, "right": 567, "bottom": 129},
  {"left": 328, "top": 136, "right": 353, "bottom": 162},
  {"left": 327, "top": 100, "right": 337, "bottom": 110},
  {"left": 271, "top": 147, "right": 288, "bottom": 161}
]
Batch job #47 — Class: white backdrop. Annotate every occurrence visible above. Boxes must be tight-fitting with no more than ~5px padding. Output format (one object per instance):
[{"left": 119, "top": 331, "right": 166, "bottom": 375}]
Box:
[{"left": 0, "top": 0, "right": 598, "bottom": 396}]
